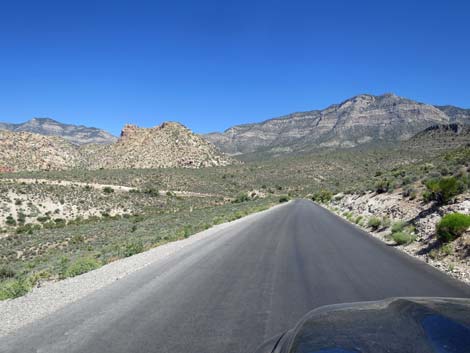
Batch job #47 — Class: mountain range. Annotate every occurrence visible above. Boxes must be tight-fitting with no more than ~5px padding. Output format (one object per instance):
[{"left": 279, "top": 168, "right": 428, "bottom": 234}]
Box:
[
  {"left": 204, "top": 93, "right": 470, "bottom": 156},
  {"left": 0, "top": 117, "right": 117, "bottom": 145},
  {"left": 0, "top": 93, "right": 469, "bottom": 171}
]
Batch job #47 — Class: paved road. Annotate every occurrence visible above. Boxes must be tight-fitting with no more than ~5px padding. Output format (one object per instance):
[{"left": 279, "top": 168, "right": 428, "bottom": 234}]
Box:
[{"left": 2, "top": 200, "right": 469, "bottom": 353}]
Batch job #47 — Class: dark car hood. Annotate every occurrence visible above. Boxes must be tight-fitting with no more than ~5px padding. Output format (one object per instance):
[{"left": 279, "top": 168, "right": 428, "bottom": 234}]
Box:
[{"left": 254, "top": 297, "right": 470, "bottom": 353}]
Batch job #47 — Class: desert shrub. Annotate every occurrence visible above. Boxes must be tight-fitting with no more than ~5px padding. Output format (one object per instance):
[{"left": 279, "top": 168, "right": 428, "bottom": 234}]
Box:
[
  {"left": 436, "top": 213, "right": 470, "bottom": 242},
  {"left": 15, "top": 223, "right": 40, "bottom": 234},
  {"left": 0, "top": 278, "right": 31, "bottom": 300},
  {"left": 5, "top": 216, "right": 17, "bottom": 226},
  {"left": 123, "top": 242, "right": 144, "bottom": 257},
  {"left": 143, "top": 188, "right": 159, "bottom": 197},
  {"left": 70, "top": 234, "right": 85, "bottom": 245},
  {"left": 182, "top": 225, "right": 192, "bottom": 238},
  {"left": 354, "top": 215, "right": 363, "bottom": 224},
  {"left": 16, "top": 212, "right": 26, "bottom": 225},
  {"left": 312, "top": 189, "right": 332, "bottom": 203},
  {"left": 424, "top": 176, "right": 463, "bottom": 205},
  {"left": 64, "top": 257, "right": 101, "bottom": 278},
  {"left": 440, "top": 243, "right": 453, "bottom": 256},
  {"left": 403, "top": 186, "right": 416, "bottom": 198},
  {"left": 391, "top": 221, "right": 407, "bottom": 234},
  {"left": 374, "top": 179, "right": 390, "bottom": 194},
  {"left": 392, "top": 231, "right": 416, "bottom": 245},
  {"left": 367, "top": 217, "right": 382, "bottom": 230},
  {"left": 212, "top": 216, "right": 225, "bottom": 225},
  {"left": 279, "top": 195, "right": 290, "bottom": 203},
  {"left": 36, "top": 216, "right": 50, "bottom": 223},
  {"left": 28, "top": 270, "right": 51, "bottom": 286},
  {"left": 53, "top": 218, "right": 66, "bottom": 228},
  {"left": 381, "top": 217, "right": 391, "bottom": 228},
  {"left": 0, "top": 266, "right": 15, "bottom": 279},
  {"left": 233, "top": 193, "right": 250, "bottom": 203},
  {"left": 102, "top": 187, "right": 114, "bottom": 194}
]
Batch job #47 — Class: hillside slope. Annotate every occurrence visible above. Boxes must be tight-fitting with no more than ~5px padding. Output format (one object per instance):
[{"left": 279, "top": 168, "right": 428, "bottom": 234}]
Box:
[
  {"left": 85, "top": 122, "right": 235, "bottom": 169},
  {"left": 0, "top": 122, "right": 234, "bottom": 172},
  {"left": 0, "top": 130, "right": 83, "bottom": 171},
  {"left": 204, "top": 93, "right": 469, "bottom": 155}
]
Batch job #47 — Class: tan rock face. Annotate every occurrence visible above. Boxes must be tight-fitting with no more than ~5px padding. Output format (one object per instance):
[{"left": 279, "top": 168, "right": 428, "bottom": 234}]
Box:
[
  {"left": 0, "top": 122, "right": 235, "bottom": 172},
  {"left": 204, "top": 93, "right": 469, "bottom": 155},
  {"left": 87, "top": 122, "right": 235, "bottom": 169},
  {"left": 0, "top": 130, "right": 84, "bottom": 172}
]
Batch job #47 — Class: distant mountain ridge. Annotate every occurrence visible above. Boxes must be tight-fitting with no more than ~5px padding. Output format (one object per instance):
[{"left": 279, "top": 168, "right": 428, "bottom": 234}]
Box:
[
  {"left": 0, "top": 117, "right": 117, "bottom": 145},
  {"left": 204, "top": 93, "right": 470, "bottom": 156},
  {"left": 0, "top": 122, "right": 234, "bottom": 172}
]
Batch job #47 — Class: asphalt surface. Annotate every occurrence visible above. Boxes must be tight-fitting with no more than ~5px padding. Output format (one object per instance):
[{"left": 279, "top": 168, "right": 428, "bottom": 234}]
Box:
[{"left": 2, "top": 200, "right": 469, "bottom": 353}]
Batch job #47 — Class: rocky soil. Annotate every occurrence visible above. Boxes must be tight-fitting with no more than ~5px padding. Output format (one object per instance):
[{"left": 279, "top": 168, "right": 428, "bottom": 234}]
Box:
[{"left": 327, "top": 190, "right": 470, "bottom": 284}]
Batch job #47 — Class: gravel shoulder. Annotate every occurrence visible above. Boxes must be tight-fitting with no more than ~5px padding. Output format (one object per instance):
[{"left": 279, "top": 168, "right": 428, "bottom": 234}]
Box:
[{"left": 0, "top": 202, "right": 287, "bottom": 337}]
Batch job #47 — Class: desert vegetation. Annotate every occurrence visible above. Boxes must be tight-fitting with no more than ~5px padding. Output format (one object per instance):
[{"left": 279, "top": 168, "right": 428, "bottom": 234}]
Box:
[{"left": 1, "top": 133, "right": 468, "bottom": 298}]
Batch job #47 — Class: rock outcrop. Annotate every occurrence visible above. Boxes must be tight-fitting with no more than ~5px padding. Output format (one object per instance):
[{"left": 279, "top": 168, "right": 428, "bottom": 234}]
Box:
[
  {"left": 0, "top": 122, "right": 234, "bottom": 172},
  {"left": 85, "top": 122, "right": 235, "bottom": 169}
]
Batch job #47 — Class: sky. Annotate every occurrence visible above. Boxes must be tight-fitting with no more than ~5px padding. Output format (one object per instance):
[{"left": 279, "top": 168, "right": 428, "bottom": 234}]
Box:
[{"left": 0, "top": 0, "right": 469, "bottom": 135}]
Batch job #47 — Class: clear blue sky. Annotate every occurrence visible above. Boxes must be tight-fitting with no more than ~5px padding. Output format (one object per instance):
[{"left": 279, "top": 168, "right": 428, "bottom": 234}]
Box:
[{"left": 1, "top": 0, "right": 469, "bottom": 135}]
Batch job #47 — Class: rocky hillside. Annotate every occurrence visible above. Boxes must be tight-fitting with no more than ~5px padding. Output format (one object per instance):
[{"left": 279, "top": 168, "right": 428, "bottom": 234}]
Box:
[
  {"left": 85, "top": 122, "right": 235, "bottom": 169},
  {"left": 0, "top": 118, "right": 117, "bottom": 145},
  {"left": 0, "top": 130, "right": 83, "bottom": 171},
  {"left": 205, "top": 93, "right": 469, "bottom": 155},
  {"left": 435, "top": 106, "right": 470, "bottom": 123},
  {"left": 405, "top": 123, "right": 470, "bottom": 153},
  {"left": 0, "top": 122, "right": 233, "bottom": 172}
]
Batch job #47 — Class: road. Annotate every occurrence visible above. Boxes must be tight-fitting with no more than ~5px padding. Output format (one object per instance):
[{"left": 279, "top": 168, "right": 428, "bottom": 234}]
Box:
[{"left": 1, "top": 200, "right": 469, "bottom": 353}]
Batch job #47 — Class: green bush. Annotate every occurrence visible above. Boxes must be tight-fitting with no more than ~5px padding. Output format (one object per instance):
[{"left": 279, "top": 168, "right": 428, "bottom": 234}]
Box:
[
  {"left": 436, "top": 213, "right": 470, "bottom": 242},
  {"left": 312, "top": 190, "right": 332, "bottom": 203},
  {"left": 143, "top": 188, "right": 159, "bottom": 197},
  {"left": 16, "top": 223, "right": 41, "bottom": 234},
  {"left": 182, "top": 225, "right": 192, "bottom": 238},
  {"left": 279, "top": 195, "right": 290, "bottom": 203},
  {"left": 70, "top": 234, "right": 85, "bottom": 245},
  {"left": 0, "top": 266, "right": 15, "bottom": 279},
  {"left": 392, "top": 231, "right": 416, "bottom": 245},
  {"left": 0, "top": 278, "right": 31, "bottom": 300},
  {"left": 5, "top": 216, "right": 16, "bottom": 226},
  {"left": 102, "top": 187, "right": 114, "bottom": 194},
  {"left": 391, "top": 221, "right": 406, "bottom": 234},
  {"left": 233, "top": 193, "right": 250, "bottom": 203},
  {"left": 367, "top": 217, "right": 382, "bottom": 230},
  {"left": 424, "top": 177, "right": 463, "bottom": 205},
  {"left": 381, "top": 217, "right": 391, "bottom": 228},
  {"left": 374, "top": 179, "right": 390, "bottom": 194},
  {"left": 64, "top": 257, "right": 101, "bottom": 278},
  {"left": 123, "top": 242, "right": 144, "bottom": 257}
]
